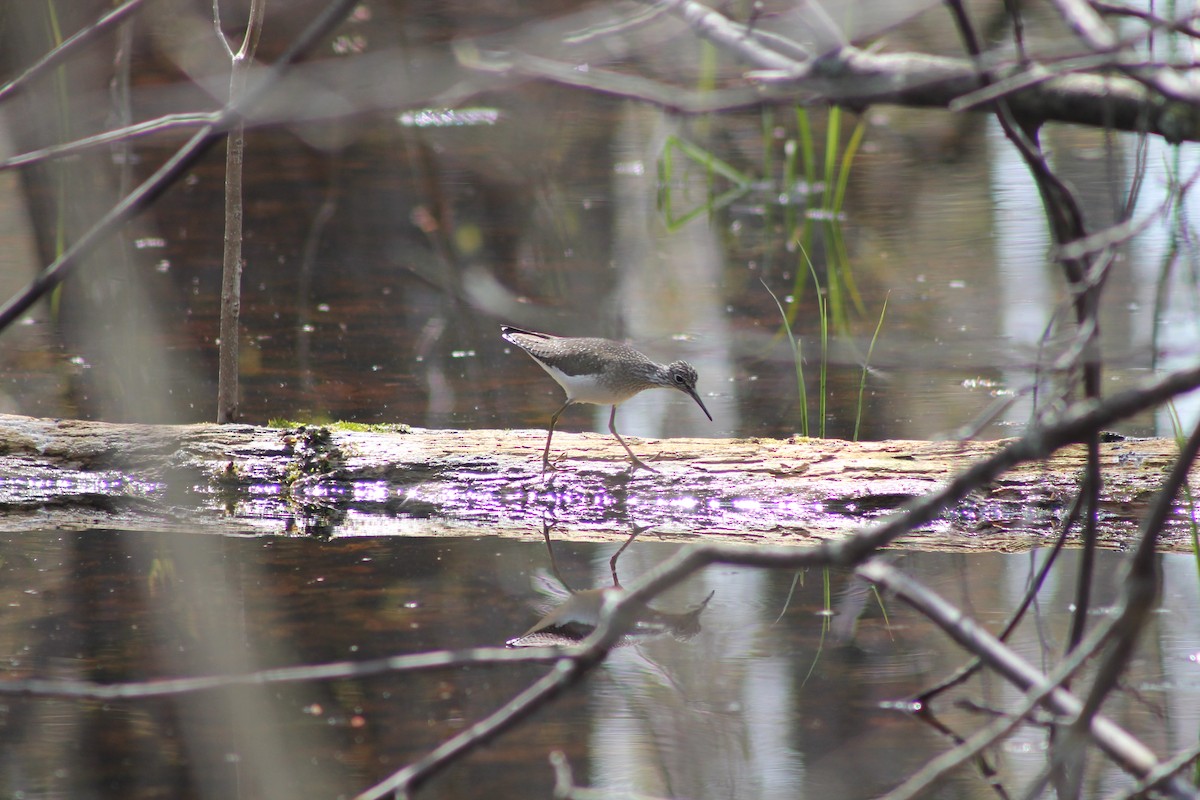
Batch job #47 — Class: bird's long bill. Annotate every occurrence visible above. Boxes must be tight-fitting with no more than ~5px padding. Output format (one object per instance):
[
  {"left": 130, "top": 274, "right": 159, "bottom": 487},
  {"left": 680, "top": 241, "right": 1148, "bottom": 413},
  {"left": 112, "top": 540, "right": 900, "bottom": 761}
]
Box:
[{"left": 683, "top": 386, "right": 713, "bottom": 421}]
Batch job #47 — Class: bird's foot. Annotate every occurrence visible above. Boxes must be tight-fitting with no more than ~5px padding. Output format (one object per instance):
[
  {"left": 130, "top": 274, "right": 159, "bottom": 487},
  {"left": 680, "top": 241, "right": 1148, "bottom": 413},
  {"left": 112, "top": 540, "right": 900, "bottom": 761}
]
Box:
[
  {"left": 541, "top": 453, "right": 568, "bottom": 475},
  {"left": 627, "top": 455, "right": 660, "bottom": 475}
]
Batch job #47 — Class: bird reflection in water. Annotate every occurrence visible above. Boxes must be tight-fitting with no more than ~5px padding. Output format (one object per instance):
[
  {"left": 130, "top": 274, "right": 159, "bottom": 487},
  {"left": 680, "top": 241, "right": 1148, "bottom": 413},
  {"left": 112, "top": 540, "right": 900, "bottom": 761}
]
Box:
[{"left": 506, "top": 522, "right": 714, "bottom": 648}]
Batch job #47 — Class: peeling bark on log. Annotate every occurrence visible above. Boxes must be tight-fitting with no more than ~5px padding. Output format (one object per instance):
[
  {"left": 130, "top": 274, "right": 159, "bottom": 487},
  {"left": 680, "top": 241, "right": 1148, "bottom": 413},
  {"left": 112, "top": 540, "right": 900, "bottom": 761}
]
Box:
[{"left": 0, "top": 413, "right": 1189, "bottom": 551}]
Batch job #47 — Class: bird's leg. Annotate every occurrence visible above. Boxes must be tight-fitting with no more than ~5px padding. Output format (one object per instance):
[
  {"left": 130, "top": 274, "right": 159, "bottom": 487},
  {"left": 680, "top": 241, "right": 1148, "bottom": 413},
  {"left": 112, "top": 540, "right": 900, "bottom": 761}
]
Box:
[
  {"left": 543, "top": 400, "right": 572, "bottom": 473},
  {"left": 609, "top": 405, "right": 658, "bottom": 474},
  {"left": 609, "top": 523, "right": 651, "bottom": 586},
  {"left": 541, "top": 517, "right": 574, "bottom": 592}
]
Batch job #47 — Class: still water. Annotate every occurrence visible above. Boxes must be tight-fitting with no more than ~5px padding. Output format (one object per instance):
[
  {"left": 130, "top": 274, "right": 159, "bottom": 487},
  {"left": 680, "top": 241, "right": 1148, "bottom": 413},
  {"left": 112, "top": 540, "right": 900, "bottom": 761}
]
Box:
[
  {"left": 1, "top": 529, "right": 1198, "bottom": 799},
  {"left": 0, "top": 6, "right": 1197, "bottom": 441}
]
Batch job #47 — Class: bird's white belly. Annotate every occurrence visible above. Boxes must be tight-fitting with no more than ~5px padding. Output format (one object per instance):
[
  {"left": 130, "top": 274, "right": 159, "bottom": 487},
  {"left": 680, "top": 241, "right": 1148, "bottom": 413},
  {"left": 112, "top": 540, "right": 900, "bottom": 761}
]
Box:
[{"left": 538, "top": 363, "right": 633, "bottom": 405}]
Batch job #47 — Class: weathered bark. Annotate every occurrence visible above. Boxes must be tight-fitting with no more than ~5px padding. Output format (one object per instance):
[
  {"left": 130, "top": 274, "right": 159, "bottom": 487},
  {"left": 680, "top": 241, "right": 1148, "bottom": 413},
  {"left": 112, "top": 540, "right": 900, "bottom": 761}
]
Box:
[{"left": 0, "top": 413, "right": 1189, "bottom": 550}]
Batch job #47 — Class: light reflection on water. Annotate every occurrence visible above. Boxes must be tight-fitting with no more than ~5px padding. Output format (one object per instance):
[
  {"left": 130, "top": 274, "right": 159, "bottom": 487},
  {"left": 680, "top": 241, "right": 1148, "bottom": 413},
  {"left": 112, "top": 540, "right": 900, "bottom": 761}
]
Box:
[{"left": 0, "top": 529, "right": 1196, "bottom": 799}]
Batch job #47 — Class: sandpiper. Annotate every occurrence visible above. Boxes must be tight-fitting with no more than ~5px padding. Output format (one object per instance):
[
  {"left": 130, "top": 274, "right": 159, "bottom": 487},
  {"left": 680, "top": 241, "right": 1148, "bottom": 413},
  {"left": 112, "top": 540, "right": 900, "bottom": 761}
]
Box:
[{"left": 501, "top": 325, "right": 712, "bottom": 473}]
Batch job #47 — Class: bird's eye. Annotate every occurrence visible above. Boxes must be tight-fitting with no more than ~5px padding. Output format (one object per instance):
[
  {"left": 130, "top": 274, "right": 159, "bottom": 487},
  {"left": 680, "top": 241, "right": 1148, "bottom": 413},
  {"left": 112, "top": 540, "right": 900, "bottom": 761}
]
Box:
[{"left": 674, "top": 374, "right": 685, "bottom": 383}]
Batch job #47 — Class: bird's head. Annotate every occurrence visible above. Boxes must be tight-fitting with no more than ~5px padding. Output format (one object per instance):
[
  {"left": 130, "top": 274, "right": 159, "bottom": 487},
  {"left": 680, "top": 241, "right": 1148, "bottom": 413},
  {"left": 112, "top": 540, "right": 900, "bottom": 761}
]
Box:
[{"left": 665, "top": 361, "right": 713, "bottom": 421}]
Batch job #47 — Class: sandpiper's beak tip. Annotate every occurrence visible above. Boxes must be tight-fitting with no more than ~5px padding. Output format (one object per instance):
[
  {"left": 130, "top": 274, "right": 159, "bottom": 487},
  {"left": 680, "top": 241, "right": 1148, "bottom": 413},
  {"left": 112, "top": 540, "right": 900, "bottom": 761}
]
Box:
[{"left": 688, "top": 389, "right": 713, "bottom": 422}]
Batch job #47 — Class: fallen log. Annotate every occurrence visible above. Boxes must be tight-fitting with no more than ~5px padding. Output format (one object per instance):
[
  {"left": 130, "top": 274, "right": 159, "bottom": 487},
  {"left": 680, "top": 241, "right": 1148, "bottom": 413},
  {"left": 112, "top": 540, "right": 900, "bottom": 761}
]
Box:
[{"left": 0, "top": 413, "right": 1189, "bottom": 551}]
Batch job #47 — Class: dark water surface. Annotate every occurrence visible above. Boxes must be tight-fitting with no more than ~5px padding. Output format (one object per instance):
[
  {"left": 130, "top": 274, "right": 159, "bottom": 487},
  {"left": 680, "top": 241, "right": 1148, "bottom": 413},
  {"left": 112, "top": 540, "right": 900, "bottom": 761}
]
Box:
[
  {"left": 0, "top": 4, "right": 1196, "bottom": 441},
  {"left": 2, "top": 529, "right": 1198, "bottom": 799}
]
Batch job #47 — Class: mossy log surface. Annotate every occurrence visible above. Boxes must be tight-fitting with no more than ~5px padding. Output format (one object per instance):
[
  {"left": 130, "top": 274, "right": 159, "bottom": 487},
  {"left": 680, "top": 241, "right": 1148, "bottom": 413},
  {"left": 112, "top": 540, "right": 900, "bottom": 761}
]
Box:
[{"left": 0, "top": 413, "right": 1190, "bottom": 551}]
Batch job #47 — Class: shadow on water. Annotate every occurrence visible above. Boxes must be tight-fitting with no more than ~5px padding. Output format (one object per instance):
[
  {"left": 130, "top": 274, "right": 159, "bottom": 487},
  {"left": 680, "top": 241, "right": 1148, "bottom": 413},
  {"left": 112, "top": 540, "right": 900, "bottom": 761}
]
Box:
[{"left": 1, "top": 529, "right": 1198, "bottom": 798}]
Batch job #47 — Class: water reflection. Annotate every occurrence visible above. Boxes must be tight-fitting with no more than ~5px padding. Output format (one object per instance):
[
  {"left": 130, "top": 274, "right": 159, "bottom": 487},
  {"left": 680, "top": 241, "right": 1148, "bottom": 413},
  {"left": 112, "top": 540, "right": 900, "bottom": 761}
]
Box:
[
  {"left": 507, "top": 526, "right": 714, "bottom": 647},
  {"left": 0, "top": 530, "right": 1196, "bottom": 798},
  {"left": 1, "top": 10, "right": 1193, "bottom": 440}
]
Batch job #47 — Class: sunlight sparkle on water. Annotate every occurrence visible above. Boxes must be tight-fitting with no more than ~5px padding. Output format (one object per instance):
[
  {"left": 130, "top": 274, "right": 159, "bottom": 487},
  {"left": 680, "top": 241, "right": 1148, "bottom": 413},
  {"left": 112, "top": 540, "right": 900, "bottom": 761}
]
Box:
[
  {"left": 396, "top": 108, "right": 500, "bottom": 128},
  {"left": 353, "top": 481, "right": 391, "bottom": 503},
  {"left": 879, "top": 699, "right": 923, "bottom": 713}
]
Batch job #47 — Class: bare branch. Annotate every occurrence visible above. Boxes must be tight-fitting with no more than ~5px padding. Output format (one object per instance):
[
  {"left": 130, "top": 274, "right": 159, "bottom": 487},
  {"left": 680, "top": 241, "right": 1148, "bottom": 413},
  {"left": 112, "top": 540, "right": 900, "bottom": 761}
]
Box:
[
  {"left": 458, "top": 46, "right": 788, "bottom": 113},
  {"left": 213, "top": 0, "right": 235, "bottom": 58},
  {"left": 648, "top": 0, "right": 808, "bottom": 74},
  {"left": 1049, "top": 0, "right": 1118, "bottom": 51},
  {"left": 0, "top": 645, "right": 562, "bottom": 699},
  {"left": 916, "top": 491, "right": 1084, "bottom": 704},
  {"left": 355, "top": 660, "right": 585, "bottom": 799},
  {"left": 217, "top": 0, "right": 268, "bottom": 422},
  {"left": 1055, "top": 160, "right": 1200, "bottom": 261},
  {"left": 1111, "top": 744, "right": 1200, "bottom": 800},
  {"left": 1093, "top": 2, "right": 1200, "bottom": 38},
  {"left": 858, "top": 560, "right": 1194, "bottom": 796},
  {"left": 644, "top": 1, "right": 1200, "bottom": 142},
  {"left": 0, "top": 0, "right": 362, "bottom": 336},
  {"left": 0, "top": 0, "right": 146, "bottom": 104},
  {"left": 878, "top": 564, "right": 1110, "bottom": 800},
  {"left": 0, "top": 112, "right": 218, "bottom": 171},
  {"left": 1070, "top": 418, "right": 1200, "bottom": 737}
]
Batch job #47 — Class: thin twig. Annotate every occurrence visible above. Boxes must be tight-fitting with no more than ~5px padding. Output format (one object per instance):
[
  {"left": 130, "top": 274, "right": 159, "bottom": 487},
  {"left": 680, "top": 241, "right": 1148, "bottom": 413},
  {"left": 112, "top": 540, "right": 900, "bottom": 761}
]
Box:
[
  {"left": 1074, "top": 418, "right": 1200, "bottom": 730},
  {"left": 1105, "top": 743, "right": 1200, "bottom": 800},
  {"left": 216, "top": 0, "right": 268, "bottom": 423},
  {"left": 0, "top": 646, "right": 564, "bottom": 699},
  {"left": 650, "top": 0, "right": 806, "bottom": 74},
  {"left": 1048, "top": 0, "right": 1118, "bottom": 51},
  {"left": 0, "top": 113, "right": 220, "bottom": 171},
  {"left": 858, "top": 560, "right": 1194, "bottom": 796},
  {"left": 915, "top": 489, "right": 1085, "bottom": 704},
  {"left": 0, "top": 0, "right": 362, "bottom": 336},
  {"left": 458, "top": 46, "right": 784, "bottom": 113},
  {"left": 880, "top": 575, "right": 1115, "bottom": 800},
  {"left": 1092, "top": 2, "right": 1200, "bottom": 38},
  {"left": 0, "top": 0, "right": 146, "bottom": 104}
]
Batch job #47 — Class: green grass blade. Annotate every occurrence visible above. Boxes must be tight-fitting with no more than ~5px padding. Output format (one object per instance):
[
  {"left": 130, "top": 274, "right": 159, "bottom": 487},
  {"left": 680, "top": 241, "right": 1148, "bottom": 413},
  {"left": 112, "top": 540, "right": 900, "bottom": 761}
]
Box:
[
  {"left": 801, "top": 567, "right": 833, "bottom": 687},
  {"left": 773, "top": 570, "right": 804, "bottom": 625},
  {"left": 832, "top": 114, "right": 867, "bottom": 215},
  {"left": 762, "top": 107, "right": 775, "bottom": 183},
  {"left": 783, "top": 137, "right": 797, "bottom": 239},
  {"left": 796, "top": 106, "right": 816, "bottom": 187},
  {"left": 806, "top": 256, "right": 828, "bottom": 438},
  {"left": 668, "top": 135, "right": 753, "bottom": 185},
  {"left": 762, "top": 278, "right": 808, "bottom": 437},
  {"left": 657, "top": 134, "right": 753, "bottom": 229},
  {"left": 854, "top": 291, "right": 890, "bottom": 441},
  {"left": 794, "top": 242, "right": 828, "bottom": 438}
]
